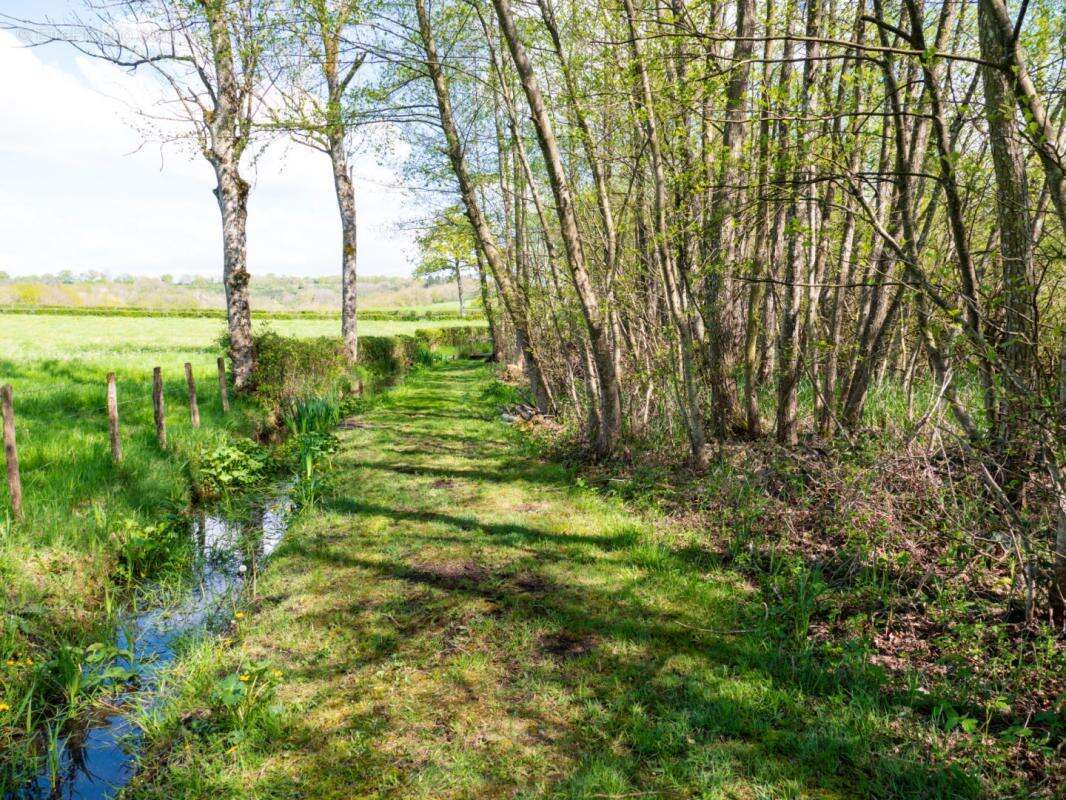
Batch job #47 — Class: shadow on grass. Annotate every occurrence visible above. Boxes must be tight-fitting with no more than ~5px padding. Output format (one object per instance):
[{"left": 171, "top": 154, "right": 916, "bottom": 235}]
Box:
[
  {"left": 269, "top": 525, "right": 982, "bottom": 799},
  {"left": 134, "top": 360, "right": 985, "bottom": 800},
  {"left": 337, "top": 458, "right": 569, "bottom": 488},
  {"left": 325, "top": 497, "right": 635, "bottom": 551}
]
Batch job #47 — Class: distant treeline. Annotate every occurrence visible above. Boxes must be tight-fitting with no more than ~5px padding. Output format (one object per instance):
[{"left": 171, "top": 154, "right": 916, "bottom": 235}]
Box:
[
  {"left": 0, "top": 273, "right": 479, "bottom": 314},
  {"left": 0, "top": 305, "right": 484, "bottom": 323}
]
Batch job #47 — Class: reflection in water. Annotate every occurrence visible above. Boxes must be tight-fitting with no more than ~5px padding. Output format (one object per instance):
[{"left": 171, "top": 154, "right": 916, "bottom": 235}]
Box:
[{"left": 19, "top": 490, "right": 291, "bottom": 800}]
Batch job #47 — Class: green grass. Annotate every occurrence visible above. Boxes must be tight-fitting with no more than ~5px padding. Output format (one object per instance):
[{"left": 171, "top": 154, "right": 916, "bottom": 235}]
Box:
[
  {"left": 0, "top": 316, "right": 268, "bottom": 784},
  {"left": 128, "top": 362, "right": 1001, "bottom": 800},
  {"left": 0, "top": 311, "right": 486, "bottom": 566},
  {"left": 0, "top": 312, "right": 481, "bottom": 365},
  {"left": 0, "top": 311, "right": 485, "bottom": 788}
]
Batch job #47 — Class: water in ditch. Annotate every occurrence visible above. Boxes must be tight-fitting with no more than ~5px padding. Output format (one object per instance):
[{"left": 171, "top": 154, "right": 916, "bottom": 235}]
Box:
[{"left": 17, "top": 488, "right": 292, "bottom": 800}]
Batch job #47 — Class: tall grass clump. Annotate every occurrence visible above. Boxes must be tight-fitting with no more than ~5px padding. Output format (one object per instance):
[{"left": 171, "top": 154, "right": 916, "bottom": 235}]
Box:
[{"left": 283, "top": 395, "right": 342, "bottom": 436}]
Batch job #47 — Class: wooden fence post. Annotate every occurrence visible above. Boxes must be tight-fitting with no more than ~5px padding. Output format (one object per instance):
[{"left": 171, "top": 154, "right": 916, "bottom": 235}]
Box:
[
  {"left": 1, "top": 385, "right": 22, "bottom": 520},
  {"left": 106, "top": 372, "right": 122, "bottom": 463},
  {"left": 185, "top": 362, "right": 200, "bottom": 428},
  {"left": 152, "top": 367, "right": 167, "bottom": 448},
  {"left": 217, "top": 357, "right": 230, "bottom": 413}
]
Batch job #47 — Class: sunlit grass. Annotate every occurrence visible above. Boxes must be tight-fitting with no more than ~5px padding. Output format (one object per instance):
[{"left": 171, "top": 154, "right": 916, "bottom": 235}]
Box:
[
  {"left": 0, "top": 310, "right": 485, "bottom": 790},
  {"left": 126, "top": 362, "right": 993, "bottom": 800},
  {"left": 0, "top": 312, "right": 481, "bottom": 365}
]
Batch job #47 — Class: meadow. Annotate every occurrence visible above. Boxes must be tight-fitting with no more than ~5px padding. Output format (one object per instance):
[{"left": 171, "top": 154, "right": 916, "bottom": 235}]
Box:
[
  {"left": 0, "top": 312, "right": 478, "bottom": 364},
  {"left": 124, "top": 362, "right": 1049, "bottom": 800},
  {"left": 0, "top": 311, "right": 481, "bottom": 562},
  {"left": 0, "top": 309, "right": 1059, "bottom": 798},
  {"left": 0, "top": 310, "right": 486, "bottom": 789}
]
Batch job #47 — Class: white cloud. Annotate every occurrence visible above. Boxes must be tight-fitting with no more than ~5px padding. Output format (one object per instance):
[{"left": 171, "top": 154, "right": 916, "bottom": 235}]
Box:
[{"left": 0, "top": 30, "right": 418, "bottom": 278}]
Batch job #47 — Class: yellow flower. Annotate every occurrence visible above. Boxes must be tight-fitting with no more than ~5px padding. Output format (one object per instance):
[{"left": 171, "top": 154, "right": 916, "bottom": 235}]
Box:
[
  {"left": 0, "top": 702, "right": 10, "bottom": 712},
  {"left": 239, "top": 674, "right": 250, "bottom": 682},
  {"left": 4, "top": 660, "right": 14, "bottom": 667},
  {"left": 272, "top": 669, "right": 283, "bottom": 678},
  {"left": 234, "top": 612, "right": 245, "bottom": 620}
]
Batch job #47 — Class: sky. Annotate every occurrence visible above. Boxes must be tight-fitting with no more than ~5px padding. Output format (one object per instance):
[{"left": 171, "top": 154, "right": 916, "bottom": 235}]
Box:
[{"left": 0, "top": 3, "right": 420, "bottom": 279}]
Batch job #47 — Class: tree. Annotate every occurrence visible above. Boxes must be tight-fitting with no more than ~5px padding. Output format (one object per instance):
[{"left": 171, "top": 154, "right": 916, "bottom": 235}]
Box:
[
  {"left": 273, "top": 0, "right": 369, "bottom": 362},
  {"left": 411, "top": 0, "right": 553, "bottom": 416},
  {"left": 5, "top": 0, "right": 275, "bottom": 389},
  {"left": 393, "top": 0, "right": 1064, "bottom": 623},
  {"left": 490, "top": 0, "right": 623, "bottom": 457},
  {"left": 414, "top": 206, "right": 475, "bottom": 317}
]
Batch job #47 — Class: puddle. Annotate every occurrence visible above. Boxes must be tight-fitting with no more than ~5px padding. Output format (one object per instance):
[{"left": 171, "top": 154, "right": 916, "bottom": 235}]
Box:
[{"left": 15, "top": 488, "right": 292, "bottom": 800}]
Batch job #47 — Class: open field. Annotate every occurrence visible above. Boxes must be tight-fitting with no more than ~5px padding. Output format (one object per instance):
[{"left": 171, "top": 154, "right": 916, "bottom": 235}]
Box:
[
  {"left": 0, "top": 274, "right": 476, "bottom": 314},
  {"left": 0, "top": 310, "right": 486, "bottom": 790},
  {"left": 0, "top": 312, "right": 481, "bottom": 365},
  {"left": 0, "top": 312, "right": 484, "bottom": 541},
  {"left": 0, "top": 308, "right": 486, "bottom": 583}
]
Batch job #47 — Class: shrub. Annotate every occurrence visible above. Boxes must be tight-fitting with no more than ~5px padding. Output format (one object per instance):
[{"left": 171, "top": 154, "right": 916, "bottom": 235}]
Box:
[
  {"left": 414, "top": 325, "right": 492, "bottom": 352},
  {"left": 186, "top": 435, "right": 270, "bottom": 501},
  {"left": 358, "top": 334, "right": 421, "bottom": 374},
  {"left": 109, "top": 518, "right": 188, "bottom": 583},
  {"left": 248, "top": 331, "right": 350, "bottom": 417},
  {"left": 248, "top": 326, "right": 489, "bottom": 424}
]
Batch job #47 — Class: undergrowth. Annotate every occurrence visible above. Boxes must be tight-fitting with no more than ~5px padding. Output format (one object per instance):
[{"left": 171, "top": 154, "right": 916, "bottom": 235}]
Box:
[{"left": 560, "top": 433, "right": 1066, "bottom": 793}]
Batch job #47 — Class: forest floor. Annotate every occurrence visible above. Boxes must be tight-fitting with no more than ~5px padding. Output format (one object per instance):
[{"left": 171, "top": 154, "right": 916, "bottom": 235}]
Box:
[{"left": 129, "top": 360, "right": 1016, "bottom": 799}]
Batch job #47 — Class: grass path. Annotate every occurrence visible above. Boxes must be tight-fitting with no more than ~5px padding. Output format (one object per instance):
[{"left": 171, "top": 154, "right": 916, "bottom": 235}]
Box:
[{"left": 134, "top": 361, "right": 980, "bottom": 799}]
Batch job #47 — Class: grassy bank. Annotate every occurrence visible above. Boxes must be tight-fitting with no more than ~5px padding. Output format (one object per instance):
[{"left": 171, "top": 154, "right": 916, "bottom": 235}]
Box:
[
  {"left": 124, "top": 361, "right": 1049, "bottom": 799},
  {"left": 0, "top": 321, "right": 489, "bottom": 791}
]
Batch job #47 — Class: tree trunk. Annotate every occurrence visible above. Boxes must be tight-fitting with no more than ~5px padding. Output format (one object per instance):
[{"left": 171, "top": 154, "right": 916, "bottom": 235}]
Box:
[
  {"left": 742, "top": 0, "right": 779, "bottom": 436},
  {"left": 978, "top": 0, "right": 1036, "bottom": 474},
  {"left": 841, "top": 0, "right": 937, "bottom": 430},
  {"left": 491, "top": 0, "right": 622, "bottom": 457},
  {"left": 704, "top": 0, "right": 755, "bottom": 437},
  {"left": 535, "top": 0, "right": 619, "bottom": 282},
  {"left": 454, "top": 261, "right": 465, "bottom": 318},
  {"left": 516, "top": 326, "right": 552, "bottom": 413},
  {"left": 621, "top": 0, "right": 707, "bottom": 466},
  {"left": 330, "top": 137, "right": 359, "bottom": 363},
  {"left": 204, "top": 3, "right": 254, "bottom": 391},
  {"left": 770, "top": 0, "right": 801, "bottom": 445},
  {"left": 1053, "top": 330, "right": 1066, "bottom": 624},
  {"left": 213, "top": 158, "right": 254, "bottom": 391},
  {"left": 474, "top": 248, "right": 501, "bottom": 361},
  {"left": 976, "top": 0, "right": 1066, "bottom": 228}
]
